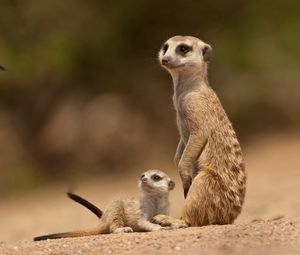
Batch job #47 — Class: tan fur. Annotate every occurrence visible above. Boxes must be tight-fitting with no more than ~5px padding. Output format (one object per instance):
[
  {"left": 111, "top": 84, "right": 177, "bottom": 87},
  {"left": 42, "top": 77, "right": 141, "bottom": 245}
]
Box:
[
  {"left": 153, "top": 35, "right": 246, "bottom": 227},
  {"left": 34, "top": 170, "right": 177, "bottom": 241}
]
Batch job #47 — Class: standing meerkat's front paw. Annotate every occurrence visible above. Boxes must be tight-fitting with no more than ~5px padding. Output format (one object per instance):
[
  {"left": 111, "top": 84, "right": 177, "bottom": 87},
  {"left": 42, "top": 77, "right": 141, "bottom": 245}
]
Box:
[
  {"left": 177, "top": 165, "right": 192, "bottom": 198},
  {"left": 182, "top": 176, "right": 192, "bottom": 199}
]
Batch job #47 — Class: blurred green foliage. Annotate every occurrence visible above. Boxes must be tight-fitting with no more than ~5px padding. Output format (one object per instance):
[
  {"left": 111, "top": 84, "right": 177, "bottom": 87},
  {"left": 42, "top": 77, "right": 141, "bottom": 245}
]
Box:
[{"left": 0, "top": 0, "right": 299, "bottom": 194}]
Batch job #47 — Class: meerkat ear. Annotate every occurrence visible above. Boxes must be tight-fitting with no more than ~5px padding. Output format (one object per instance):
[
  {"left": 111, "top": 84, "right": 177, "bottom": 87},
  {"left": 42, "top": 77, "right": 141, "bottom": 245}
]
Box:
[
  {"left": 202, "top": 44, "right": 212, "bottom": 62},
  {"left": 168, "top": 180, "right": 175, "bottom": 190}
]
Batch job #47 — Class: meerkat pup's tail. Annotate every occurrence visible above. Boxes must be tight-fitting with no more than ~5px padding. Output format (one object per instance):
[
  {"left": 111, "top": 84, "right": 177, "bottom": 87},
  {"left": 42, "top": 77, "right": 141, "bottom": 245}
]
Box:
[
  {"left": 33, "top": 229, "right": 100, "bottom": 241},
  {"left": 67, "top": 192, "right": 103, "bottom": 218},
  {"left": 34, "top": 193, "right": 104, "bottom": 241}
]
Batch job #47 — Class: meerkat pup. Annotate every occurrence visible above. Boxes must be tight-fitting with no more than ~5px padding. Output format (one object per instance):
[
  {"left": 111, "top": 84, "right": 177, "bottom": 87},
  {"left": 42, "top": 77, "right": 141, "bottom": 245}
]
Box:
[
  {"left": 152, "top": 36, "right": 246, "bottom": 227},
  {"left": 34, "top": 169, "right": 176, "bottom": 241}
]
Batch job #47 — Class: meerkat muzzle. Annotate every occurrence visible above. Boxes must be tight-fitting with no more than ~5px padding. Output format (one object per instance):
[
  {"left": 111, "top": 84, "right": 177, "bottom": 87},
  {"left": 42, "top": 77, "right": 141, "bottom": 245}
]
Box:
[{"left": 161, "top": 57, "right": 170, "bottom": 66}]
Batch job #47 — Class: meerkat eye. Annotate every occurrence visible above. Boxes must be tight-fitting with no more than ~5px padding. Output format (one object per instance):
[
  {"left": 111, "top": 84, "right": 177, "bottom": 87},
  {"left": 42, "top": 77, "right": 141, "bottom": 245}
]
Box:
[
  {"left": 152, "top": 174, "right": 162, "bottom": 181},
  {"left": 162, "top": 44, "right": 169, "bottom": 54},
  {"left": 176, "top": 44, "right": 192, "bottom": 54}
]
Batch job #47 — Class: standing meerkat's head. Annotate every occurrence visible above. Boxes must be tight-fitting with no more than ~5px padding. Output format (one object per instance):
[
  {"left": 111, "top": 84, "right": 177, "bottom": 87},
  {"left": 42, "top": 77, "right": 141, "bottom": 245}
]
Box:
[
  {"left": 139, "top": 169, "right": 175, "bottom": 196},
  {"left": 158, "top": 36, "right": 212, "bottom": 76}
]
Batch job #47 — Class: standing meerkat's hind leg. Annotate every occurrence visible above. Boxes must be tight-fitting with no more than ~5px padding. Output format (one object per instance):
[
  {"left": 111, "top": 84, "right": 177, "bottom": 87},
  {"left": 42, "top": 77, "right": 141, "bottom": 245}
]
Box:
[
  {"left": 180, "top": 170, "right": 211, "bottom": 226},
  {"left": 182, "top": 168, "right": 244, "bottom": 226}
]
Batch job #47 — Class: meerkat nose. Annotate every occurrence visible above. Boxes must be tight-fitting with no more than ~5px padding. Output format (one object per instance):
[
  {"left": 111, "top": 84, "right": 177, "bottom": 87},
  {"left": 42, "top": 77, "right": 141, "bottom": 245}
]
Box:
[
  {"left": 161, "top": 57, "right": 170, "bottom": 65},
  {"left": 141, "top": 177, "right": 147, "bottom": 182}
]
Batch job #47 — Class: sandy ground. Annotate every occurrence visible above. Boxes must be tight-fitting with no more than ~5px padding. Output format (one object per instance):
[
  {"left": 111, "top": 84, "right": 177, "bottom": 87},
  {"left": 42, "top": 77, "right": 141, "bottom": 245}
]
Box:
[
  {"left": 0, "top": 132, "right": 300, "bottom": 254},
  {"left": 0, "top": 218, "right": 299, "bottom": 255}
]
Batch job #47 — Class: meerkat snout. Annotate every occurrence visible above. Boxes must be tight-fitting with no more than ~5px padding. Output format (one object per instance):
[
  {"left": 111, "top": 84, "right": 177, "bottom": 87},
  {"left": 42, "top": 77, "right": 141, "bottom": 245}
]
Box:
[
  {"left": 161, "top": 56, "right": 170, "bottom": 66},
  {"left": 140, "top": 174, "right": 146, "bottom": 181}
]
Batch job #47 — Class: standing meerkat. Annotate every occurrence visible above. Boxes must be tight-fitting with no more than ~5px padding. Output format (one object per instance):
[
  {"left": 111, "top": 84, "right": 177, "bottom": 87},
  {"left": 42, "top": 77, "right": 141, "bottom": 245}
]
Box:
[
  {"left": 152, "top": 36, "right": 246, "bottom": 227},
  {"left": 34, "top": 169, "right": 177, "bottom": 241}
]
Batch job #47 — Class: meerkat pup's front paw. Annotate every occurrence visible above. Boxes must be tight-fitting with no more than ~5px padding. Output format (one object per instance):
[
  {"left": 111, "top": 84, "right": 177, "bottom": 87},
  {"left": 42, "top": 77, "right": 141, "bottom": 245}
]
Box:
[
  {"left": 152, "top": 215, "right": 188, "bottom": 229},
  {"left": 152, "top": 214, "right": 172, "bottom": 226}
]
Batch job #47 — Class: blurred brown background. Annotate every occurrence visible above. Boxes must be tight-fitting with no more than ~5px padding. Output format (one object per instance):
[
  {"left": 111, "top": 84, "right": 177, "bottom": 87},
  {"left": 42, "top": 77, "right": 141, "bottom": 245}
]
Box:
[{"left": 0, "top": 0, "right": 299, "bottom": 242}]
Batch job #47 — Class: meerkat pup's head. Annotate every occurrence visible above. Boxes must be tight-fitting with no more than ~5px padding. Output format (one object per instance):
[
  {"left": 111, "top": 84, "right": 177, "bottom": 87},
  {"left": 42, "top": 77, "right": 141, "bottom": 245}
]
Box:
[
  {"left": 139, "top": 169, "right": 175, "bottom": 196},
  {"left": 158, "top": 35, "right": 212, "bottom": 75}
]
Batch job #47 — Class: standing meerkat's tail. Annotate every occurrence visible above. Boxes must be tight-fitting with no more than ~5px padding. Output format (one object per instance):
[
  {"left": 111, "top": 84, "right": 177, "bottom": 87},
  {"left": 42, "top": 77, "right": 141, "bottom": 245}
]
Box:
[
  {"left": 67, "top": 192, "right": 103, "bottom": 218},
  {"left": 33, "top": 229, "right": 100, "bottom": 241}
]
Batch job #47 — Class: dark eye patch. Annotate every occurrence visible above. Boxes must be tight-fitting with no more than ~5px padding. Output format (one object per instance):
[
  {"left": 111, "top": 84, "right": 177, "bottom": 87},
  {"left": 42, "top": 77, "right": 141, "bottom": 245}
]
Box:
[
  {"left": 176, "top": 44, "right": 192, "bottom": 55},
  {"left": 162, "top": 44, "right": 169, "bottom": 55},
  {"left": 152, "top": 174, "right": 162, "bottom": 181}
]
